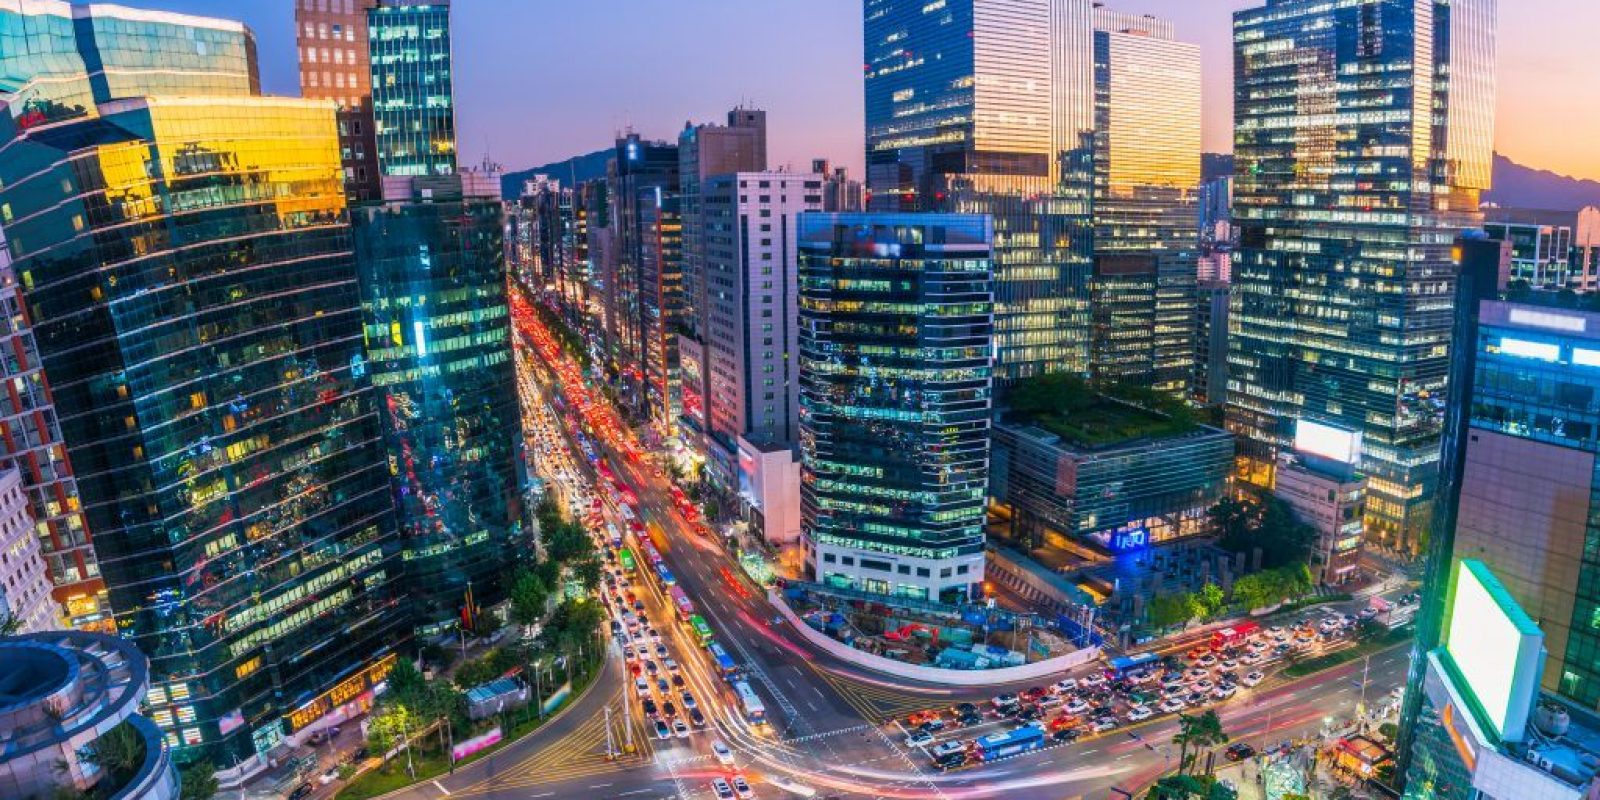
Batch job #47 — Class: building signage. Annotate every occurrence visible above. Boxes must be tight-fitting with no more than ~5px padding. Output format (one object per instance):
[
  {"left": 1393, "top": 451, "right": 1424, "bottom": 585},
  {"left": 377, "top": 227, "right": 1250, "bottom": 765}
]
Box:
[
  {"left": 287, "top": 653, "right": 397, "bottom": 733},
  {"left": 1442, "top": 559, "right": 1544, "bottom": 742}
]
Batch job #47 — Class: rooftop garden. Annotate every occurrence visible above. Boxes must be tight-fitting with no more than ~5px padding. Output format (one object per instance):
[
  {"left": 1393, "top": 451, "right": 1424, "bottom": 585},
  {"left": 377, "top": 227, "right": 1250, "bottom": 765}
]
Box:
[{"left": 1006, "top": 373, "right": 1201, "bottom": 449}]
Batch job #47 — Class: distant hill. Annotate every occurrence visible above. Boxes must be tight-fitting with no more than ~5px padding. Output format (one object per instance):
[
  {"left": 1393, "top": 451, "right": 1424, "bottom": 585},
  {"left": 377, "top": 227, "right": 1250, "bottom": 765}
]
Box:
[
  {"left": 500, "top": 148, "right": 613, "bottom": 198},
  {"left": 1484, "top": 154, "right": 1600, "bottom": 212},
  {"left": 1200, "top": 152, "right": 1599, "bottom": 212}
]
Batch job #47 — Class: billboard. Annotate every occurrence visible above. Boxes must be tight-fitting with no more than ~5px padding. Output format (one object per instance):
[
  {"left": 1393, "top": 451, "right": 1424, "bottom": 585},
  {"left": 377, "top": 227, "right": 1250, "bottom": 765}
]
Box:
[
  {"left": 1293, "top": 419, "right": 1362, "bottom": 465},
  {"left": 1442, "top": 559, "right": 1544, "bottom": 742}
]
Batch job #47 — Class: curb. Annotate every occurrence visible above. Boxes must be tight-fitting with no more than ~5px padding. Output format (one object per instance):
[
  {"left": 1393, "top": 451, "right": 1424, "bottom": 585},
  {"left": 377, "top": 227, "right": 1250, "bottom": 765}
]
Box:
[{"left": 352, "top": 654, "right": 616, "bottom": 800}]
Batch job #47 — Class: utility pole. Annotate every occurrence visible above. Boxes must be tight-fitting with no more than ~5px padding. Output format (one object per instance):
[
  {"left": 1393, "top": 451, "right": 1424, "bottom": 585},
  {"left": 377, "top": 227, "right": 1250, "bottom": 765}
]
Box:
[
  {"left": 1357, "top": 652, "right": 1372, "bottom": 729},
  {"left": 604, "top": 705, "right": 616, "bottom": 760}
]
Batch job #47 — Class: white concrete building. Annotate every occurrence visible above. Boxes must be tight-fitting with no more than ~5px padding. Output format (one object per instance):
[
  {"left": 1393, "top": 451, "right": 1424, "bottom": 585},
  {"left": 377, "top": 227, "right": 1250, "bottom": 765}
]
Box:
[
  {"left": 736, "top": 434, "right": 801, "bottom": 547},
  {"left": 0, "top": 468, "right": 55, "bottom": 633},
  {"left": 1273, "top": 453, "right": 1366, "bottom": 586}
]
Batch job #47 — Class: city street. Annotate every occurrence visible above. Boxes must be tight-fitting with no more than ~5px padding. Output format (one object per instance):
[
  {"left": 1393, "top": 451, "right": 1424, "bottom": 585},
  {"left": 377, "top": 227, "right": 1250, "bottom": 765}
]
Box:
[{"left": 362, "top": 291, "right": 1414, "bottom": 800}]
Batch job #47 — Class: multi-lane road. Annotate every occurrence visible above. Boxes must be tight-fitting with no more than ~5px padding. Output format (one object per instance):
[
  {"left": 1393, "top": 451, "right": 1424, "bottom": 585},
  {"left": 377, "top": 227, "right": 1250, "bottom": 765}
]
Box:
[{"left": 374, "top": 292, "right": 1412, "bottom": 800}]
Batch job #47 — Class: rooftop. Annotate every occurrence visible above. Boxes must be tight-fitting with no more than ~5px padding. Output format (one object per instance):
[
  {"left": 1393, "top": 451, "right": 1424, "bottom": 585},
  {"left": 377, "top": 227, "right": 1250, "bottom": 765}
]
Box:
[{"left": 1003, "top": 373, "right": 1202, "bottom": 450}]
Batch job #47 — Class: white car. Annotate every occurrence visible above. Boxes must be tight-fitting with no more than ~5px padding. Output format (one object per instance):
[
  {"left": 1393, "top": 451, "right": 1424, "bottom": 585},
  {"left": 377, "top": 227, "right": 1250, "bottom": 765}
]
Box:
[
  {"left": 712, "top": 778, "right": 736, "bottom": 800},
  {"left": 664, "top": 658, "right": 680, "bottom": 672},
  {"left": 1054, "top": 678, "right": 1079, "bottom": 693},
  {"left": 1091, "top": 718, "right": 1118, "bottom": 733},
  {"left": 635, "top": 677, "right": 652, "bottom": 697},
  {"left": 712, "top": 740, "right": 735, "bottom": 765},
  {"left": 1126, "top": 706, "right": 1154, "bottom": 722},
  {"left": 905, "top": 731, "right": 935, "bottom": 748},
  {"left": 1241, "top": 652, "right": 1263, "bottom": 666},
  {"left": 1065, "top": 698, "right": 1091, "bottom": 715},
  {"left": 674, "top": 719, "right": 690, "bottom": 738},
  {"left": 732, "top": 775, "right": 755, "bottom": 800},
  {"left": 931, "top": 740, "right": 968, "bottom": 758},
  {"left": 1241, "top": 671, "right": 1265, "bottom": 688},
  {"left": 1211, "top": 685, "right": 1237, "bottom": 701},
  {"left": 1159, "top": 697, "right": 1186, "bottom": 713}
]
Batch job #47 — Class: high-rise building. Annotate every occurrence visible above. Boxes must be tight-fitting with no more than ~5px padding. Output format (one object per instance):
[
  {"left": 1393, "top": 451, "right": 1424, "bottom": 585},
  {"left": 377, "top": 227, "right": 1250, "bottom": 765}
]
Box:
[
  {"left": 295, "top": 0, "right": 380, "bottom": 202},
  {"left": 677, "top": 108, "right": 768, "bottom": 463},
  {"left": 810, "top": 159, "right": 864, "bottom": 213},
  {"left": 351, "top": 173, "right": 523, "bottom": 638},
  {"left": 0, "top": 2, "right": 263, "bottom": 635},
  {"left": 1575, "top": 206, "right": 1600, "bottom": 292},
  {"left": 700, "top": 172, "right": 822, "bottom": 495},
  {"left": 1483, "top": 210, "right": 1575, "bottom": 288},
  {"left": 1227, "top": 0, "right": 1497, "bottom": 547},
  {"left": 798, "top": 213, "right": 993, "bottom": 603},
  {"left": 602, "top": 134, "right": 679, "bottom": 421},
  {"left": 1090, "top": 4, "right": 1201, "bottom": 395},
  {"left": 367, "top": 0, "right": 455, "bottom": 180},
  {"left": 0, "top": 92, "right": 407, "bottom": 770},
  {"left": 1193, "top": 280, "right": 1230, "bottom": 406},
  {"left": 0, "top": 468, "right": 53, "bottom": 634},
  {"left": 864, "top": 0, "right": 1095, "bottom": 387}
]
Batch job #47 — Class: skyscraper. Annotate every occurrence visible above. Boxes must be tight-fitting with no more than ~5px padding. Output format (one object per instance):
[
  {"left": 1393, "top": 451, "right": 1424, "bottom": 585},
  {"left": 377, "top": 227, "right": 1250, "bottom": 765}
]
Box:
[
  {"left": 603, "top": 134, "right": 679, "bottom": 422},
  {"left": 0, "top": 90, "right": 406, "bottom": 769},
  {"left": 351, "top": 173, "right": 524, "bottom": 638},
  {"left": 295, "top": 0, "right": 381, "bottom": 202},
  {"left": 701, "top": 172, "right": 822, "bottom": 494},
  {"left": 798, "top": 213, "right": 993, "bottom": 603},
  {"left": 367, "top": 0, "right": 455, "bottom": 179},
  {"left": 1090, "top": 6, "right": 1201, "bottom": 394},
  {"left": 863, "top": 0, "right": 1095, "bottom": 387},
  {"left": 1227, "top": 0, "right": 1497, "bottom": 546}
]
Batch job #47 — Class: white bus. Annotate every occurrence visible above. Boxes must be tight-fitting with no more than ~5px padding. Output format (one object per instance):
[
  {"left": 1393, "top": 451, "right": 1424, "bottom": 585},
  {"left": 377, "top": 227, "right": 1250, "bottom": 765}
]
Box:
[{"left": 732, "top": 680, "right": 766, "bottom": 725}]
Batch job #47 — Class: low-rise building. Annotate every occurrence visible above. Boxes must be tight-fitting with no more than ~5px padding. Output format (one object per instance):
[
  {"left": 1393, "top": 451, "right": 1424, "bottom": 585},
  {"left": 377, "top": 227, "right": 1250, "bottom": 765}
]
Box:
[
  {"left": 1273, "top": 447, "right": 1366, "bottom": 586},
  {"left": 990, "top": 388, "right": 1234, "bottom": 554},
  {"left": 0, "top": 631, "right": 178, "bottom": 800},
  {"left": 737, "top": 434, "right": 801, "bottom": 548}
]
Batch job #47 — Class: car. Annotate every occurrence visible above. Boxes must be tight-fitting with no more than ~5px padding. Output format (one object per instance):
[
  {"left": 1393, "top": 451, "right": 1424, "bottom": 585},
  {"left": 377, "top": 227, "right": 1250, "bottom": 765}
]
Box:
[
  {"left": 1021, "top": 686, "right": 1049, "bottom": 703},
  {"left": 674, "top": 719, "right": 690, "bottom": 738},
  {"left": 732, "top": 774, "right": 755, "bottom": 799},
  {"left": 1358, "top": 607, "right": 1379, "bottom": 620},
  {"left": 951, "top": 702, "right": 979, "bottom": 717},
  {"left": 1160, "top": 697, "right": 1186, "bottom": 713},
  {"left": 1054, "top": 678, "right": 1079, "bottom": 694},
  {"left": 663, "top": 701, "right": 677, "bottom": 718},
  {"left": 1126, "top": 706, "right": 1153, "bottom": 722},
  {"left": 1052, "top": 727, "right": 1081, "bottom": 743},
  {"left": 1017, "top": 705, "right": 1042, "bottom": 722},
  {"left": 907, "top": 710, "right": 939, "bottom": 726},
  {"left": 712, "top": 740, "right": 736, "bottom": 765},
  {"left": 1162, "top": 679, "right": 1186, "bottom": 694},
  {"left": 712, "top": 777, "right": 737, "bottom": 800},
  {"left": 1185, "top": 692, "right": 1207, "bottom": 707},
  {"left": 682, "top": 691, "right": 698, "bottom": 709},
  {"left": 1219, "top": 659, "right": 1238, "bottom": 670},
  {"left": 1211, "top": 685, "right": 1237, "bottom": 701},
  {"left": 992, "top": 692, "right": 1019, "bottom": 709},
  {"left": 654, "top": 719, "right": 672, "bottom": 740},
  {"left": 957, "top": 712, "right": 983, "bottom": 727},
  {"left": 288, "top": 784, "right": 315, "bottom": 800},
  {"left": 672, "top": 674, "right": 686, "bottom": 688},
  {"left": 1241, "top": 671, "right": 1265, "bottom": 687},
  {"left": 1082, "top": 673, "right": 1108, "bottom": 688},
  {"left": 935, "top": 752, "right": 968, "bottom": 770},
  {"left": 318, "top": 766, "right": 340, "bottom": 785},
  {"left": 919, "top": 717, "right": 948, "bottom": 733},
  {"left": 1065, "top": 698, "right": 1091, "bottom": 715},
  {"left": 635, "top": 677, "right": 652, "bottom": 697},
  {"left": 655, "top": 643, "right": 669, "bottom": 658},
  {"left": 931, "top": 740, "right": 968, "bottom": 758},
  {"left": 345, "top": 746, "right": 369, "bottom": 765},
  {"left": 689, "top": 707, "right": 707, "bottom": 727},
  {"left": 1196, "top": 654, "right": 1218, "bottom": 667},
  {"left": 644, "top": 660, "right": 659, "bottom": 677},
  {"left": 1185, "top": 667, "right": 1209, "bottom": 682},
  {"left": 665, "top": 658, "right": 680, "bottom": 672},
  {"left": 657, "top": 677, "right": 670, "bottom": 693},
  {"left": 1241, "top": 652, "right": 1263, "bottom": 666},
  {"left": 1091, "top": 718, "right": 1118, "bottom": 733},
  {"left": 1194, "top": 679, "right": 1215, "bottom": 692},
  {"left": 1187, "top": 646, "right": 1210, "bottom": 659},
  {"left": 642, "top": 697, "right": 659, "bottom": 717},
  {"left": 1225, "top": 743, "right": 1257, "bottom": 762},
  {"left": 622, "top": 645, "right": 634, "bottom": 660},
  {"left": 905, "top": 730, "right": 936, "bottom": 748}
]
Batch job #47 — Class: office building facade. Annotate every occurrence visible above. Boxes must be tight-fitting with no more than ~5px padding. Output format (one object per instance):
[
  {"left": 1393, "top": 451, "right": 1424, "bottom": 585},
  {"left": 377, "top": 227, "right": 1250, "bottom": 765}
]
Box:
[
  {"left": 1483, "top": 216, "right": 1574, "bottom": 289},
  {"left": 864, "top": 0, "right": 1095, "bottom": 386},
  {"left": 701, "top": 172, "right": 822, "bottom": 492},
  {"left": 1227, "top": 0, "right": 1497, "bottom": 546},
  {"left": 295, "top": 0, "right": 380, "bottom": 202},
  {"left": 601, "top": 135, "right": 680, "bottom": 422},
  {"left": 0, "top": 94, "right": 407, "bottom": 769},
  {"left": 352, "top": 173, "right": 523, "bottom": 638},
  {"left": 1194, "top": 280, "right": 1230, "bottom": 406},
  {"left": 798, "top": 213, "right": 993, "bottom": 603},
  {"left": 0, "top": 468, "right": 53, "bottom": 634},
  {"left": 367, "top": 0, "right": 455, "bottom": 179}
]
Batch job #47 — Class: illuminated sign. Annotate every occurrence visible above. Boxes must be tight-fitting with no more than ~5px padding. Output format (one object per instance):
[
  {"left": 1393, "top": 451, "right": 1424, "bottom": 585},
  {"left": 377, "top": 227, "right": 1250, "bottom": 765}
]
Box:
[
  {"left": 1111, "top": 526, "right": 1149, "bottom": 552},
  {"left": 1575, "top": 348, "right": 1600, "bottom": 368},
  {"left": 1496, "top": 337, "right": 1559, "bottom": 362},
  {"left": 1293, "top": 419, "right": 1362, "bottom": 465},
  {"left": 1442, "top": 559, "right": 1544, "bottom": 742},
  {"left": 1508, "top": 307, "right": 1586, "bottom": 333},
  {"left": 287, "top": 653, "right": 397, "bottom": 732}
]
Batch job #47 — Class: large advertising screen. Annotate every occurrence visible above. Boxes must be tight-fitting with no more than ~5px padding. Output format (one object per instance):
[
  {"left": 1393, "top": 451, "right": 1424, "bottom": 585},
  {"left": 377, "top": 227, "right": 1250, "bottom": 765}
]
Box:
[
  {"left": 1293, "top": 419, "right": 1362, "bottom": 465},
  {"left": 1442, "top": 559, "right": 1544, "bottom": 742}
]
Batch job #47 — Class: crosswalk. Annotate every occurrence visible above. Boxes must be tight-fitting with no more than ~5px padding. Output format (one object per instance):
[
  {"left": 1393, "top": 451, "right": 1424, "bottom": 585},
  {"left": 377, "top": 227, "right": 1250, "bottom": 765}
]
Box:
[
  {"left": 451, "top": 697, "right": 656, "bottom": 796},
  {"left": 805, "top": 663, "right": 941, "bottom": 725}
]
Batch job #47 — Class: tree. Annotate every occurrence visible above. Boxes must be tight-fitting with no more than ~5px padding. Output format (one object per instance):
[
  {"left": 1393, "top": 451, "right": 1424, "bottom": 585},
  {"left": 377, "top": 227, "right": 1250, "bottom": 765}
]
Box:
[
  {"left": 1172, "top": 710, "right": 1229, "bottom": 774},
  {"left": 1378, "top": 721, "right": 1399, "bottom": 742},
  {"left": 1196, "top": 582, "right": 1226, "bottom": 620},
  {"left": 179, "top": 760, "right": 219, "bottom": 800},
  {"left": 81, "top": 721, "right": 146, "bottom": 780},
  {"left": 572, "top": 555, "right": 603, "bottom": 593},
  {"left": 0, "top": 608, "right": 22, "bottom": 636},
  {"left": 509, "top": 567, "right": 551, "bottom": 630},
  {"left": 1209, "top": 497, "right": 1258, "bottom": 550},
  {"left": 365, "top": 703, "right": 414, "bottom": 755},
  {"left": 1148, "top": 593, "right": 1197, "bottom": 629},
  {"left": 1230, "top": 571, "right": 1276, "bottom": 611}
]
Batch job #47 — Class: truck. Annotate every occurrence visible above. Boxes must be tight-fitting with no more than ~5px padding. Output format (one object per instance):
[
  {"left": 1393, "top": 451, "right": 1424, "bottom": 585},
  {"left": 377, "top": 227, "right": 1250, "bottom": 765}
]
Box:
[
  {"left": 1210, "top": 621, "right": 1261, "bottom": 651},
  {"left": 974, "top": 725, "right": 1045, "bottom": 761}
]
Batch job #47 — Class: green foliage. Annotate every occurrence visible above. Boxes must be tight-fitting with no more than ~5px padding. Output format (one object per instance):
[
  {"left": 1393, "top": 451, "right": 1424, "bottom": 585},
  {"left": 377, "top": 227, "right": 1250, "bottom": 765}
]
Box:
[
  {"left": 1146, "top": 773, "right": 1237, "bottom": 800},
  {"left": 454, "top": 647, "right": 524, "bottom": 689},
  {"left": 509, "top": 567, "right": 551, "bottom": 629},
  {"left": 81, "top": 720, "right": 146, "bottom": 782},
  {"left": 1196, "top": 582, "right": 1226, "bottom": 620},
  {"left": 1171, "top": 710, "right": 1230, "bottom": 776},
  {"left": 545, "top": 518, "right": 595, "bottom": 564},
  {"left": 1378, "top": 721, "right": 1399, "bottom": 742},
  {"left": 178, "top": 760, "right": 219, "bottom": 800},
  {"left": 364, "top": 704, "right": 415, "bottom": 756},
  {"left": 1210, "top": 496, "right": 1317, "bottom": 570},
  {"left": 1230, "top": 563, "right": 1314, "bottom": 611},
  {"left": 1147, "top": 593, "right": 1197, "bottom": 629},
  {"left": 1008, "top": 372, "right": 1096, "bottom": 416},
  {"left": 572, "top": 555, "right": 603, "bottom": 592}
]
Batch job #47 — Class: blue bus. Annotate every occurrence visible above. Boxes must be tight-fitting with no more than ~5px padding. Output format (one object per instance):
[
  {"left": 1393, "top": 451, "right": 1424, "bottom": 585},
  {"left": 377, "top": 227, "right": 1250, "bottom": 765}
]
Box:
[
  {"left": 1107, "top": 652, "right": 1161, "bottom": 678},
  {"left": 732, "top": 680, "right": 766, "bottom": 724},
  {"left": 655, "top": 564, "right": 677, "bottom": 587},
  {"left": 974, "top": 726, "right": 1044, "bottom": 761},
  {"left": 707, "top": 642, "right": 737, "bottom": 678}
]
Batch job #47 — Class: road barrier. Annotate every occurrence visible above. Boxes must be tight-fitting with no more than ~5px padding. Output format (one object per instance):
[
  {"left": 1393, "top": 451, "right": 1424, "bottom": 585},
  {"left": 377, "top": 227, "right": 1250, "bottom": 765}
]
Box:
[{"left": 769, "top": 590, "right": 1102, "bottom": 686}]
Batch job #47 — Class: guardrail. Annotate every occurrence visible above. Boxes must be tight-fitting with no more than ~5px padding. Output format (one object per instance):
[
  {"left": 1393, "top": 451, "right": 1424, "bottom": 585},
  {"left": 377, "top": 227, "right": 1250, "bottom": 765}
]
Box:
[{"left": 769, "top": 590, "right": 1101, "bottom": 686}]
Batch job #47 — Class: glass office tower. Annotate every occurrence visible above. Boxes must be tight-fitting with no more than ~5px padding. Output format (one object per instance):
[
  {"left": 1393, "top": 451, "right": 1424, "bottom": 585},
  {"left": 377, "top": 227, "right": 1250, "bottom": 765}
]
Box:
[
  {"left": 798, "top": 213, "right": 993, "bottom": 604},
  {"left": 368, "top": 0, "right": 455, "bottom": 178},
  {"left": 1090, "top": 9, "right": 1201, "bottom": 394},
  {"left": 0, "top": 96, "right": 406, "bottom": 768},
  {"left": 863, "top": 0, "right": 1095, "bottom": 387},
  {"left": 352, "top": 174, "right": 524, "bottom": 638},
  {"left": 1227, "top": 0, "right": 1496, "bottom": 546}
]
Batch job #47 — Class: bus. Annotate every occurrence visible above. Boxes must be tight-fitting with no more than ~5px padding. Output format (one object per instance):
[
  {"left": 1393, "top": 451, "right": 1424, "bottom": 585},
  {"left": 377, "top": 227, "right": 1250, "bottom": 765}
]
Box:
[
  {"left": 617, "top": 502, "right": 636, "bottom": 528},
  {"left": 669, "top": 587, "right": 694, "bottom": 620},
  {"left": 689, "top": 615, "right": 714, "bottom": 647},
  {"left": 639, "top": 541, "right": 663, "bottom": 567},
  {"left": 708, "top": 642, "right": 738, "bottom": 678},
  {"left": 974, "top": 726, "right": 1044, "bottom": 761},
  {"left": 1210, "top": 621, "right": 1261, "bottom": 652},
  {"left": 655, "top": 564, "right": 677, "bottom": 587},
  {"left": 732, "top": 680, "right": 766, "bottom": 725},
  {"left": 605, "top": 523, "right": 623, "bottom": 549},
  {"left": 617, "top": 548, "right": 637, "bottom": 573},
  {"left": 1107, "top": 652, "right": 1161, "bottom": 678}
]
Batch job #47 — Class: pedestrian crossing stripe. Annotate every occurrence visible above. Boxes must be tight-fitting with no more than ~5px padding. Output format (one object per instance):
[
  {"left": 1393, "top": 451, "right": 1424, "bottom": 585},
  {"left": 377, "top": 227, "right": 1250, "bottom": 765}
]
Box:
[
  {"left": 805, "top": 663, "right": 940, "bottom": 725},
  {"left": 453, "top": 694, "right": 655, "bottom": 796}
]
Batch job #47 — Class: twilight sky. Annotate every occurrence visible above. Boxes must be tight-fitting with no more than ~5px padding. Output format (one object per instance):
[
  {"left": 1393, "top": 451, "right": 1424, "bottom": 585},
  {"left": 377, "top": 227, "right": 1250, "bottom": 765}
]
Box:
[{"left": 122, "top": 0, "right": 1600, "bottom": 181}]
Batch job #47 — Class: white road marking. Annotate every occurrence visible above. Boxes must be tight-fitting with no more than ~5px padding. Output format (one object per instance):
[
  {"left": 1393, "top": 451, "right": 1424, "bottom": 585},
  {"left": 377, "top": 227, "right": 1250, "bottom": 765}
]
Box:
[{"left": 432, "top": 780, "right": 451, "bottom": 795}]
